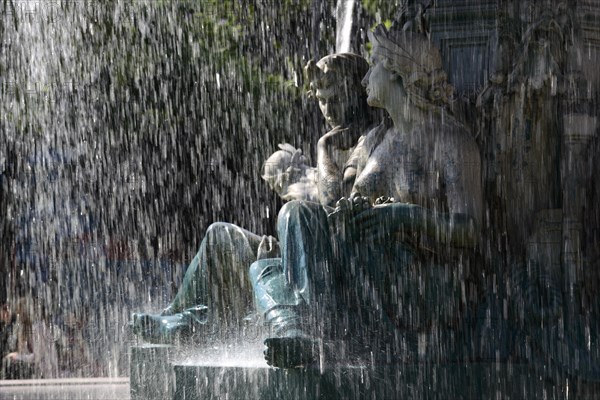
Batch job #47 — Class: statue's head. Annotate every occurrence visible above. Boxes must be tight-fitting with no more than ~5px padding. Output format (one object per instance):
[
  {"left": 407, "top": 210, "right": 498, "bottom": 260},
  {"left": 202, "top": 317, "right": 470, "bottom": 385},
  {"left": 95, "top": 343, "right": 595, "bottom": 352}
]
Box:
[
  {"left": 305, "top": 53, "right": 370, "bottom": 127},
  {"left": 261, "top": 144, "right": 310, "bottom": 197},
  {"left": 365, "top": 24, "right": 453, "bottom": 111}
]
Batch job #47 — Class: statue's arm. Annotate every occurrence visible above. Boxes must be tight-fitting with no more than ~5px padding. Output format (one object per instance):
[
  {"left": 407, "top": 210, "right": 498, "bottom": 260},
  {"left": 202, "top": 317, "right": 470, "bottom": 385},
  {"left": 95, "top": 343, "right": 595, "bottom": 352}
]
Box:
[
  {"left": 350, "top": 202, "right": 478, "bottom": 248},
  {"left": 317, "top": 127, "right": 360, "bottom": 206}
]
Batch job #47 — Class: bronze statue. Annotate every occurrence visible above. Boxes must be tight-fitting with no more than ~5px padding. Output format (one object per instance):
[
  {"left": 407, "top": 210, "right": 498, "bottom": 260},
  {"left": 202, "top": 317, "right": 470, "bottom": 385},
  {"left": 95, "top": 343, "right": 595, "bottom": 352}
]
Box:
[
  {"left": 250, "top": 24, "right": 483, "bottom": 368},
  {"left": 131, "top": 53, "right": 375, "bottom": 343}
]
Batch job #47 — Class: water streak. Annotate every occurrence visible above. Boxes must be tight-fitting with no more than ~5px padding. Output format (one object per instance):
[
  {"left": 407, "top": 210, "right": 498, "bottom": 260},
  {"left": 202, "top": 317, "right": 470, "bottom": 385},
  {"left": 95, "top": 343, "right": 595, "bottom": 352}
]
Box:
[{"left": 336, "top": 0, "right": 355, "bottom": 53}]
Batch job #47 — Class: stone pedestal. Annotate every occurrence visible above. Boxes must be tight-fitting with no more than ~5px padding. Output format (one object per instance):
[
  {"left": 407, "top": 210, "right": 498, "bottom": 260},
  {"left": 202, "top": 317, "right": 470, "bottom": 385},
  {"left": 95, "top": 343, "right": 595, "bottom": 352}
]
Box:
[
  {"left": 130, "top": 344, "right": 177, "bottom": 400},
  {"left": 171, "top": 362, "right": 581, "bottom": 399},
  {"left": 562, "top": 114, "right": 598, "bottom": 317},
  {"left": 127, "top": 340, "right": 600, "bottom": 399}
]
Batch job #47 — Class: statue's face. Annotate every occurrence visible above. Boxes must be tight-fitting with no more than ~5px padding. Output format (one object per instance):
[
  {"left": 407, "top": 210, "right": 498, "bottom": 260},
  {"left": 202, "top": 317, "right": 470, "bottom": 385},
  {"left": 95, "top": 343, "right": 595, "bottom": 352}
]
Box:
[
  {"left": 315, "top": 72, "right": 353, "bottom": 127},
  {"left": 316, "top": 89, "right": 345, "bottom": 127},
  {"left": 362, "top": 60, "right": 391, "bottom": 109},
  {"left": 362, "top": 56, "right": 406, "bottom": 111}
]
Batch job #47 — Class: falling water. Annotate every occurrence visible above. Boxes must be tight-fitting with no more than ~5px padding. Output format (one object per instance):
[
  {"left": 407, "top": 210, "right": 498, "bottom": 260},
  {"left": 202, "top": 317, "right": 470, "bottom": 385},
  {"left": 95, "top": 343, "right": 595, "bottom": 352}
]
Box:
[
  {"left": 335, "top": 0, "right": 355, "bottom": 53},
  {"left": 1, "top": 0, "right": 600, "bottom": 399},
  {"left": 0, "top": 0, "right": 321, "bottom": 381}
]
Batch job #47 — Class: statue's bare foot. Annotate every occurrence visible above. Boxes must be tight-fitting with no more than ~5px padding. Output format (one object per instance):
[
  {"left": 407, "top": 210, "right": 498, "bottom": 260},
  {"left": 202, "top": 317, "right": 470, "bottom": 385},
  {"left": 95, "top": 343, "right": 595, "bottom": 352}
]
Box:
[
  {"left": 131, "top": 305, "right": 208, "bottom": 344},
  {"left": 264, "top": 337, "right": 318, "bottom": 368},
  {"left": 131, "top": 312, "right": 189, "bottom": 343}
]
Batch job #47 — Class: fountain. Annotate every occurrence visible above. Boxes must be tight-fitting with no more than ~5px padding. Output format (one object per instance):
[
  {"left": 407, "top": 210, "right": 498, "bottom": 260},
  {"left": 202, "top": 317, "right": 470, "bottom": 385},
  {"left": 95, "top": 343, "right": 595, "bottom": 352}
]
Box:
[{"left": 1, "top": 0, "right": 600, "bottom": 399}]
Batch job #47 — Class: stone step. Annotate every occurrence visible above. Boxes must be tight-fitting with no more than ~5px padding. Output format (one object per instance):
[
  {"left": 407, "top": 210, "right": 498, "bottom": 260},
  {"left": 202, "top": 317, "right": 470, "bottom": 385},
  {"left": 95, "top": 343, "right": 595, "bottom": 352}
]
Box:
[
  {"left": 170, "top": 362, "right": 581, "bottom": 399},
  {"left": 0, "top": 377, "right": 130, "bottom": 400},
  {"left": 131, "top": 343, "right": 600, "bottom": 399}
]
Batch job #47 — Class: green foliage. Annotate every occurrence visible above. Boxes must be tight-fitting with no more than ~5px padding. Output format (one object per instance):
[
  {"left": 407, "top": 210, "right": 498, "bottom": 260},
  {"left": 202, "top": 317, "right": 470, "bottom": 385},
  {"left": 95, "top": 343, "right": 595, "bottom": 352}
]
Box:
[
  {"left": 362, "top": 0, "right": 401, "bottom": 20},
  {"left": 0, "top": 0, "right": 333, "bottom": 278}
]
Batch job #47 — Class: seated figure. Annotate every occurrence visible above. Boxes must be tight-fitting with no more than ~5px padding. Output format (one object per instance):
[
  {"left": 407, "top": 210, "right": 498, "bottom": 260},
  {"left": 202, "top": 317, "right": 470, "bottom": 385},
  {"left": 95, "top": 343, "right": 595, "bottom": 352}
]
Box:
[
  {"left": 131, "top": 53, "right": 376, "bottom": 343},
  {"left": 250, "top": 25, "right": 483, "bottom": 368},
  {"left": 261, "top": 143, "right": 318, "bottom": 203}
]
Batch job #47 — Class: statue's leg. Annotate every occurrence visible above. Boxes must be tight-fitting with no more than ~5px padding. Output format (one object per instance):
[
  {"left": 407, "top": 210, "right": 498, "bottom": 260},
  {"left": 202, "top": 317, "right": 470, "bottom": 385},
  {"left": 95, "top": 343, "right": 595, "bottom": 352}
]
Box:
[
  {"left": 353, "top": 235, "right": 419, "bottom": 354},
  {"left": 314, "top": 206, "right": 423, "bottom": 358},
  {"left": 350, "top": 212, "right": 470, "bottom": 360},
  {"left": 250, "top": 200, "right": 336, "bottom": 367},
  {"left": 277, "top": 201, "right": 337, "bottom": 327},
  {"left": 132, "top": 222, "right": 264, "bottom": 342},
  {"left": 249, "top": 257, "right": 317, "bottom": 367},
  {"left": 167, "top": 222, "right": 263, "bottom": 325}
]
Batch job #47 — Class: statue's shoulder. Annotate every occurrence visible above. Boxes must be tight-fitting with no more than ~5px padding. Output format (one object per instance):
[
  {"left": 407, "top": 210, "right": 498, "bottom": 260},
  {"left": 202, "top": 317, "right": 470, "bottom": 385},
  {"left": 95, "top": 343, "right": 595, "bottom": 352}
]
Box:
[
  {"left": 355, "top": 119, "right": 390, "bottom": 156},
  {"left": 434, "top": 114, "right": 480, "bottom": 161}
]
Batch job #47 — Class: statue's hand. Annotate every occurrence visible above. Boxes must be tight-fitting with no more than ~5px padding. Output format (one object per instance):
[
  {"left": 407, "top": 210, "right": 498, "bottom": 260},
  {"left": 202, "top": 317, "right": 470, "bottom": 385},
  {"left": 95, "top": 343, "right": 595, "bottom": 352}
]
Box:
[
  {"left": 327, "top": 193, "right": 372, "bottom": 238},
  {"left": 327, "top": 193, "right": 371, "bottom": 219},
  {"left": 257, "top": 235, "right": 280, "bottom": 260},
  {"left": 318, "top": 126, "right": 360, "bottom": 151}
]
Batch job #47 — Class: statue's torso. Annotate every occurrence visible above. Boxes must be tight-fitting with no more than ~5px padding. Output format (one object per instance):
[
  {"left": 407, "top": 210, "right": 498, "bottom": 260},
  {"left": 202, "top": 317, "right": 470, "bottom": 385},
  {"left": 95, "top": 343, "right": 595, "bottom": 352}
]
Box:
[{"left": 347, "top": 117, "right": 478, "bottom": 214}]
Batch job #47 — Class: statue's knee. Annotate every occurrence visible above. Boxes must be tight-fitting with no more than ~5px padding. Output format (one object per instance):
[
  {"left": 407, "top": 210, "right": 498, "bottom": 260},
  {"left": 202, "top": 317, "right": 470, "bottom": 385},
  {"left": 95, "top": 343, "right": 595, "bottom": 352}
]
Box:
[
  {"left": 206, "top": 222, "right": 231, "bottom": 237},
  {"left": 277, "top": 200, "right": 321, "bottom": 226},
  {"left": 278, "top": 200, "right": 303, "bottom": 221},
  {"left": 204, "top": 222, "right": 239, "bottom": 245}
]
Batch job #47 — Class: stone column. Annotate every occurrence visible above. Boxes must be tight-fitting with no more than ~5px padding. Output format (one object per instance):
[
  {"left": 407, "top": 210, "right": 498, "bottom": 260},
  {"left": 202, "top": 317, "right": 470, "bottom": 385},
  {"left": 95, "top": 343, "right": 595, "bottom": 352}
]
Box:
[{"left": 562, "top": 113, "right": 597, "bottom": 313}]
